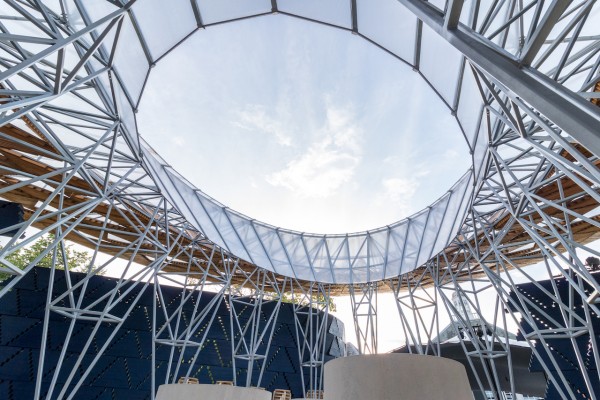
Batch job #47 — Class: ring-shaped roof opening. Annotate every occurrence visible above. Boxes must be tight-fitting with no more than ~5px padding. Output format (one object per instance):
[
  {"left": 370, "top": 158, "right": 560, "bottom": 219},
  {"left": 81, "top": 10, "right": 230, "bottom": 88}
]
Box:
[
  {"left": 137, "top": 15, "right": 472, "bottom": 234},
  {"left": 75, "top": 0, "right": 489, "bottom": 284}
]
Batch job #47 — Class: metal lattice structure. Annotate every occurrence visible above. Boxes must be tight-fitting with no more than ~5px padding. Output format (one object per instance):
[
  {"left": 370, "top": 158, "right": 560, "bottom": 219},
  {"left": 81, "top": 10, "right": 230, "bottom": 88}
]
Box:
[{"left": 0, "top": 0, "right": 599, "bottom": 399}]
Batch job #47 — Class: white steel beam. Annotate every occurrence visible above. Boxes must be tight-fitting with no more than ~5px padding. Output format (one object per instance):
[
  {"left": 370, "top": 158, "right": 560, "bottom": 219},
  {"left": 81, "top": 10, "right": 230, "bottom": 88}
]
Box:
[{"left": 396, "top": 0, "right": 600, "bottom": 157}]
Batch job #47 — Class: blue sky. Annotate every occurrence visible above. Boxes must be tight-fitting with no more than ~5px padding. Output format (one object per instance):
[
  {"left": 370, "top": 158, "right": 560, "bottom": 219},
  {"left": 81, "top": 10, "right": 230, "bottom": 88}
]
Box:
[{"left": 138, "top": 14, "right": 470, "bottom": 234}]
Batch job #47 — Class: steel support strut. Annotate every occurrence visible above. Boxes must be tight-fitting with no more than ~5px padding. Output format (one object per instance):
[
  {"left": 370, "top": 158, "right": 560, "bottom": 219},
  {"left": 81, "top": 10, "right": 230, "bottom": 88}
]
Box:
[{"left": 396, "top": 0, "right": 600, "bottom": 157}]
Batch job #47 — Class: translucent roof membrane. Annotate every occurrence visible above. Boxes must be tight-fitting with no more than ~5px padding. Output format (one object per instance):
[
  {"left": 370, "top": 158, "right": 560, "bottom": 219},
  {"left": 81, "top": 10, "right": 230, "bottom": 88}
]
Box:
[
  {"left": 78, "top": 0, "right": 488, "bottom": 284},
  {"left": 199, "top": 0, "right": 271, "bottom": 24},
  {"left": 420, "top": 24, "right": 463, "bottom": 106},
  {"left": 133, "top": 0, "right": 197, "bottom": 60},
  {"left": 144, "top": 144, "right": 473, "bottom": 283},
  {"left": 357, "top": 0, "right": 417, "bottom": 62},
  {"left": 279, "top": 0, "right": 352, "bottom": 28},
  {"left": 137, "top": 16, "right": 470, "bottom": 234}
]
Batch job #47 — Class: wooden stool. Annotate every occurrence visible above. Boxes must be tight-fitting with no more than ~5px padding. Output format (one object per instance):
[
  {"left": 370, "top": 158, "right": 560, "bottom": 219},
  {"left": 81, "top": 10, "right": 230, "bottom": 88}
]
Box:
[
  {"left": 216, "top": 380, "right": 234, "bottom": 386},
  {"left": 272, "top": 389, "right": 292, "bottom": 400},
  {"left": 177, "top": 377, "right": 199, "bottom": 384},
  {"left": 306, "top": 390, "right": 324, "bottom": 399}
]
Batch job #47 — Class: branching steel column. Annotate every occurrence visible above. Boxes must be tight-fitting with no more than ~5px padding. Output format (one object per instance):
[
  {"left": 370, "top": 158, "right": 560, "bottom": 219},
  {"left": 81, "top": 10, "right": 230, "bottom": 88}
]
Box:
[
  {"left": 349, "top": 282, "right": 378, "bottom": 355},
  {"left": 389, "top": 266, "right": 441, "bottom": 356},
  {"left": 292, "top": 283, "right": 331, "bottom": 397},
  {"left": 436, "top": 270, "right": 515, "bottom": 399},
  {"left": 228, "top": 267, "right": 285, "bottom": 388},
  {"left": 0, "top": 4, "right": 129, "bottom": 128},
  {"left": 153, "top": 252, "right": 228, "bottom": 391}
]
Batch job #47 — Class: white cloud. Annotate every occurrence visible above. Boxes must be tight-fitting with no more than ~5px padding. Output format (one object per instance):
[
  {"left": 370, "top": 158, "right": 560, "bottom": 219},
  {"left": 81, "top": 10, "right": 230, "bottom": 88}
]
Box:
[
  {"left": 372, "top": 176, "right": 421, "bottom": 218},
  {"left": 381, "top": 177, "right": 419, "bottom": 202},
  {"left": 172, "top": 136, "right": 185, "bottom": 147},
  {"left": 326, "top": 106, "right": 362, "bottom": 153},
  {"left": 266, "top": 146, "right": 358, "bottom": 198},
  {"left": 266, "top": 104, "right": 363, "bottom": 198},
  {"left": 233, "top": 104, "right": 293, "bottom": 147},
  {"left": 443, "top": 148, "right": 460, "bottom": 159},
  {"left": 383, "top": 155, "right": 399, "bottom": 165}
]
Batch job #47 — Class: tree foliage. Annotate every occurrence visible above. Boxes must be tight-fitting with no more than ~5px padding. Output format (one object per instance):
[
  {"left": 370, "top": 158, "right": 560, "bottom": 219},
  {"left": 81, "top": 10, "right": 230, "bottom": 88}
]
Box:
[
  {"left": 281, "top": 292, "right": 337, "bottom": 312},
  {"left": 0, "top": 234, "right": 93, "bottom": 281}
]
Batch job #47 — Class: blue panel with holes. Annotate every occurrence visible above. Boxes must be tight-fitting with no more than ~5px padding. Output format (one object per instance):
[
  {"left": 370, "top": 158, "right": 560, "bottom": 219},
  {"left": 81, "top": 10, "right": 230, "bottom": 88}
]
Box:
[
  {"left": 509, "top": 271, "right": 600, "bottom": 400},
  {"left": 0, "top": 267, "right": 347, "bottom": 399}
]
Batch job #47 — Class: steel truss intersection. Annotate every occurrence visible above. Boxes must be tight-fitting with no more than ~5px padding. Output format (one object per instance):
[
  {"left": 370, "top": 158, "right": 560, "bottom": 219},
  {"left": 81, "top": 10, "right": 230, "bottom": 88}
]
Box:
[{"left": 0, "top": 0, "right": 599, "bottom": 399}]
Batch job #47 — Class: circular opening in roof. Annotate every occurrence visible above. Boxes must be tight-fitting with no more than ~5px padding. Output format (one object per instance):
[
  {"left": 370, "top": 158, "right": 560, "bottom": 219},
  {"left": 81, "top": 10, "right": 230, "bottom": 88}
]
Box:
[{"left": 138, "top": 15, "right": 470, "bottom": 234}]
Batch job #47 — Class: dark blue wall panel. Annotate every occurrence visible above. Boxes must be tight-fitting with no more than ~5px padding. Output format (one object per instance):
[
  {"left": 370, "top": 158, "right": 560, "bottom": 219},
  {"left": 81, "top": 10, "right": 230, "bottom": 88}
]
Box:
[
  {"left": 0, "top": 267, "right": 346, "bottom": 399},
  {"left": 509, "top": 271, "right": 600, "bottom": 400}
]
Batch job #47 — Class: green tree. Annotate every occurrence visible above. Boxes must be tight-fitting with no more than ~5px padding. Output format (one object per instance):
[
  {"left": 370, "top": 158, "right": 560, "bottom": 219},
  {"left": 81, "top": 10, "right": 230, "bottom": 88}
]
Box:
[
  {"left": 281, "top": 292, "right": 337, "bottom": 312},
  {"left": 0, "top": 233, "right": 93, "bottom": 282}
]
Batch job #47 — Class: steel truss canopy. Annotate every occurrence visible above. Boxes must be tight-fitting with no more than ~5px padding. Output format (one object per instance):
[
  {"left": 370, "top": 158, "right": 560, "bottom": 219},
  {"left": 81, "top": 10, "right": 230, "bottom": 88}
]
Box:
[{"left": 0, "top": 0, "right": 599, "bottom": 285}]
